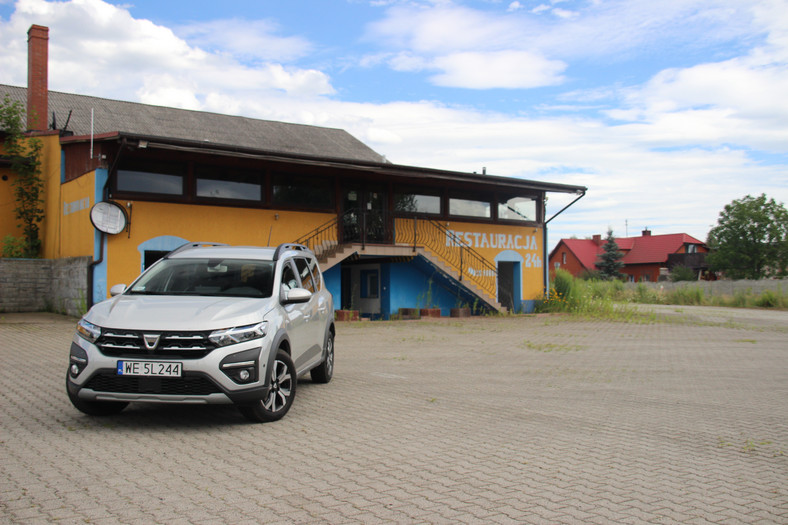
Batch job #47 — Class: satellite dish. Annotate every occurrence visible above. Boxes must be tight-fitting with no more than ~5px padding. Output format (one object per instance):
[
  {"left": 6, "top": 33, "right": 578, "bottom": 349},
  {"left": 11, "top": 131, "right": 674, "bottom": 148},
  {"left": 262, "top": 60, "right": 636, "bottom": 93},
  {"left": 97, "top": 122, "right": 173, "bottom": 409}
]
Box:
[{"left": 90, "top": 201, "right": 128, "bottom": 235}]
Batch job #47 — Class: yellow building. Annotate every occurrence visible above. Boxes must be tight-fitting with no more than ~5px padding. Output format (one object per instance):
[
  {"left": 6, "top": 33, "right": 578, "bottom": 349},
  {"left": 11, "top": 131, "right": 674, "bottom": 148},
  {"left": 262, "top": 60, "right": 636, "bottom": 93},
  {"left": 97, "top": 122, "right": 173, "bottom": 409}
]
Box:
[{"left": 1, "top": 25, "right": 586, "bottom": 318}]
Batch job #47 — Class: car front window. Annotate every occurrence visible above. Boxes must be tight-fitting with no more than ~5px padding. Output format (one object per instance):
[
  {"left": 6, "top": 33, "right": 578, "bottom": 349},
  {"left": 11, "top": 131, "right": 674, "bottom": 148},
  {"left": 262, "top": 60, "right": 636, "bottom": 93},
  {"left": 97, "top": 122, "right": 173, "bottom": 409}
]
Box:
[{"left": 128, "top": 258, "right": 275, "bottom": 298}]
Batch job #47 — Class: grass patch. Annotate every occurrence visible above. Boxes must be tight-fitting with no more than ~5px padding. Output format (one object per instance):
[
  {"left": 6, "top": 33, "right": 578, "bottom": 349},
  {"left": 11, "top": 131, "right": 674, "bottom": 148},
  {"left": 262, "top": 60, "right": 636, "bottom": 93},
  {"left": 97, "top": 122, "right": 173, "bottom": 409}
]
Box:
[{"left": 535, "top": 270, "right": 788, "bottom": 317}]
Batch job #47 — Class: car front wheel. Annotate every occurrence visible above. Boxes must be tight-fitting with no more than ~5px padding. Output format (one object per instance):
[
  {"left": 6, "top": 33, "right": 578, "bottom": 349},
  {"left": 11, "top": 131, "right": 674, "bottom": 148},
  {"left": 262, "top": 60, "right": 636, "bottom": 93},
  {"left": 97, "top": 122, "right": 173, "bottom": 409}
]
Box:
[{"left": 238, "top": 348, "right": 296, "bottom": 423}]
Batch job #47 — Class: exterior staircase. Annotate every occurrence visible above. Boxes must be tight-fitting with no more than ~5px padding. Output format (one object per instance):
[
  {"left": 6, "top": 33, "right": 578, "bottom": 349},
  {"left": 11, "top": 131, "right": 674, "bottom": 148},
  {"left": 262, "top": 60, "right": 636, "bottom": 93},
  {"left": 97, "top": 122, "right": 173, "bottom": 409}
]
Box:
[{"left": 296, "top": 213, "right": 509, "bottom": 313}]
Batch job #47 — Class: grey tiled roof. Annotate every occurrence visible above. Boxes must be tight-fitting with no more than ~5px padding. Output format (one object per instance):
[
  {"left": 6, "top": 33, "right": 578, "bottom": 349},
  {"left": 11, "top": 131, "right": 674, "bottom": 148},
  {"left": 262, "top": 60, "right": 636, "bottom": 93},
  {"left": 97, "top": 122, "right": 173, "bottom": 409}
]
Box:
[{"left": 0, "top": 84, "right": 386, "bottom": 163}]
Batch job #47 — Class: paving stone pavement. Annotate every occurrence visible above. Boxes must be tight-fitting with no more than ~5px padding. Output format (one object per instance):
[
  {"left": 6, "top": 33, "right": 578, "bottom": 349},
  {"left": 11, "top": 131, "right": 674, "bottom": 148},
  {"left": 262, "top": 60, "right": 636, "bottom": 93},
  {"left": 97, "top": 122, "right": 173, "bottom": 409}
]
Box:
[{"left": 1, "top": 307, "right": 786, "bottom": 524}]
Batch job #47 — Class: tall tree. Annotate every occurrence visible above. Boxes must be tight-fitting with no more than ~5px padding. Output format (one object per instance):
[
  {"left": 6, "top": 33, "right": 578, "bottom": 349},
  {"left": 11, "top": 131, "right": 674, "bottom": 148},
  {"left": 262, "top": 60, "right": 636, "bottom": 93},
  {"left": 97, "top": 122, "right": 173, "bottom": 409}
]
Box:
[
  {"left": 706, "top": 194, "right": 788, "bottom": 279},
  {"left": 1, "top": 95, "right": 45, "bottom": 258},
  {"left": 595, "top": 228, "right": 625, "bottom": 280}
]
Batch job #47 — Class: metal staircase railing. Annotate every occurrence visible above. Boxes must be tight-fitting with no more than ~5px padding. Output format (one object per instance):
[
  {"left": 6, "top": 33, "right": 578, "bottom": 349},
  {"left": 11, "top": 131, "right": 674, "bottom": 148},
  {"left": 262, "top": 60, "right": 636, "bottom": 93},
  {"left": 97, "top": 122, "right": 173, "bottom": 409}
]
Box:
[
  {"left": 296, "top": 212, "right": 511, "bottom": 309},
  {"left": 394, "top": 217, "right": 502, "bottom": 302},
  {"left": 294, "top": 213, "right": 342, "bottom": 260}
]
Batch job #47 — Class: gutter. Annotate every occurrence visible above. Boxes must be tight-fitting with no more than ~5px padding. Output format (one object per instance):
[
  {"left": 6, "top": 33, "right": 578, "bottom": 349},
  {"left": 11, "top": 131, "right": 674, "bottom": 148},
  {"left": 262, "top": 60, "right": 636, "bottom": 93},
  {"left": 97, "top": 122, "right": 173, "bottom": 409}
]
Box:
[{"left": 86, "top": 138, "right": 127, "bottom": 309}]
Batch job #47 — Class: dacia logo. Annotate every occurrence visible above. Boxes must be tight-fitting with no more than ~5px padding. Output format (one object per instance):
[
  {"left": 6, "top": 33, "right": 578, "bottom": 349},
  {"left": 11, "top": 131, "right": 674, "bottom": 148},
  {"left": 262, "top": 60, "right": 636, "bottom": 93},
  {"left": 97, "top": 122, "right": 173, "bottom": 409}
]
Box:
[{"left": 143, "top": 334, "right": 161, "bottom": 352}]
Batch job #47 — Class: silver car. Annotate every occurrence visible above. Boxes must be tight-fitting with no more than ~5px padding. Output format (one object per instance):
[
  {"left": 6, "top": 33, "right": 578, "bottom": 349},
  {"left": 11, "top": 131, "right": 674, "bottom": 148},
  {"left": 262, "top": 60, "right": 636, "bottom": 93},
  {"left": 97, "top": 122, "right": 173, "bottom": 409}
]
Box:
[{"left": 67, "top": 242, "right": 335, "bottom": 422}]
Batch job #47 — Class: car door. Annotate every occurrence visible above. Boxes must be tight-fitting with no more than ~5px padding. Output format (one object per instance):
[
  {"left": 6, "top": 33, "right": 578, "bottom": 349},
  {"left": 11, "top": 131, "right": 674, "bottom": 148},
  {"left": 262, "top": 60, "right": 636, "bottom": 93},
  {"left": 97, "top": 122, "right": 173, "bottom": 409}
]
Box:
[
  {"left": 294, "top": 257, "right": 324, "bottom": 368},
  {"left": 280, "top": 259, "right": 312, "bottom": 371}
]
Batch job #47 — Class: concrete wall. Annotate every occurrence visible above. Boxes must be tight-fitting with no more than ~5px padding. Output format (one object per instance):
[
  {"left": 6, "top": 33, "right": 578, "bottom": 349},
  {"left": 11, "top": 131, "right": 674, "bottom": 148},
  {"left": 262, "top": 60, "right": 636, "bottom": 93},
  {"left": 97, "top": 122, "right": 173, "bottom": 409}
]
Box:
[
  {"left": 625, "top": 279, "right": 787, "bottom": 296},
  {"left": 0, "top": 256, "right": 91, "bottom": 317}
]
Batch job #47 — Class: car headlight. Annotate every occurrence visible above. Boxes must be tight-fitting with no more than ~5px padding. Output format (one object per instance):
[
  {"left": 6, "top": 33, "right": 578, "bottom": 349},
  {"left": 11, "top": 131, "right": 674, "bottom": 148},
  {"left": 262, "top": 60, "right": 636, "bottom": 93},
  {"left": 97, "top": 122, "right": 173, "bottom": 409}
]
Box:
[
  {"left": 76, "top": 318, "right": 101, "bottom": 343},
  {"left": 209, "top": 322, "right": 267, "bottom": 347}
]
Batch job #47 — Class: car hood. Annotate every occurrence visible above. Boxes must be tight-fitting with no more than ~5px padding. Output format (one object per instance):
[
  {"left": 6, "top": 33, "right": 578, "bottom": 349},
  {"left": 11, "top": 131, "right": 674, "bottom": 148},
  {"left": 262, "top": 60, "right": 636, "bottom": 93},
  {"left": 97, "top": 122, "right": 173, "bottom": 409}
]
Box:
[{"left": 85, "top": 294, "right": 275, "bottom": 331}]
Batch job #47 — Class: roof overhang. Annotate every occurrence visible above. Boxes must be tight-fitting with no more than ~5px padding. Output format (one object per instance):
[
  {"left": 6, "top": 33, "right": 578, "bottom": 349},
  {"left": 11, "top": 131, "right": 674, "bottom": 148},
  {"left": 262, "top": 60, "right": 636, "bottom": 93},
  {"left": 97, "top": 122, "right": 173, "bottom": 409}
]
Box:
[{"left": 61, "top": 131, "right": 587, "bottom": 196}]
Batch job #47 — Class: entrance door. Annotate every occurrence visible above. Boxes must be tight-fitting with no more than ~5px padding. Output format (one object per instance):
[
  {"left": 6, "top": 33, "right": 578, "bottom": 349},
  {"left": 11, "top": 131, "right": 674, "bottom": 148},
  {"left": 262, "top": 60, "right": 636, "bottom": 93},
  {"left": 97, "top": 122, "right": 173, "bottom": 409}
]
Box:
[
  {"left": 497, "top": 262, "right": 516, "bottom": 311},
  {"left": 342, "top": 188, "right": 388, "bottom": 244}
]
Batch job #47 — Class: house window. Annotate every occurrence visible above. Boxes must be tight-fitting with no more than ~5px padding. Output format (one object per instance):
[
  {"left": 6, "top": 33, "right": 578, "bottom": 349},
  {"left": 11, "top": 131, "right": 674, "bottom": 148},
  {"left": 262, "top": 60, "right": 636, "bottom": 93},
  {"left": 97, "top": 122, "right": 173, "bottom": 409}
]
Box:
[
  {"left": 195, "top": 165, "right": 262, "bottom": 201},
  {"left": 271, "top": 173, "right": 333, "bottom": 209},
  {"left": 687, "top": 244, "right": 698, "bottom": 253},
  {"left": 360, "top": 270, "right": 379, "bottom": 299},
  {"left": 449, "top": 197, "right": 491, "bottom": 218},
  {"left": 394, "top": 192, "right": 441, "bottom": 214},
  {"left": 562, "top": 252, "right": 567, "bottom": 264},
  {"left": 498, "top": 196, "right": 536, "bottom": 222},
  {"left": 116, "top": 159, "right": 184, "bottom": 195}
]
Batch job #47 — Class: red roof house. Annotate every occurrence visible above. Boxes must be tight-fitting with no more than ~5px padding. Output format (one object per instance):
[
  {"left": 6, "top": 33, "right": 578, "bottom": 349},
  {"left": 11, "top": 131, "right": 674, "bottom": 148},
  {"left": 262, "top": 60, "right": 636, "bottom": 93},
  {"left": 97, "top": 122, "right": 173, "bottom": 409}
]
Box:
[{"left": 549, "top": 230, "right": 709, "bottom": 282}]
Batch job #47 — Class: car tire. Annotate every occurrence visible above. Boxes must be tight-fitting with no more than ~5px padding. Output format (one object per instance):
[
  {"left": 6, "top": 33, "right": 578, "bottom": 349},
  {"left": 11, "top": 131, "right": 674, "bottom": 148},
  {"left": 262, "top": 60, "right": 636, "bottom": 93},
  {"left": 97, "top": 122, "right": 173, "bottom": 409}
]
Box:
[
  {"left": 238, "top": 348, "right": 296, "bottom": 423},
  {"left": 66, "top": 373, "right": 128, "bottom": 416},
  {"left": 310, "top": 331, "right": 334, "bottom": 384}
]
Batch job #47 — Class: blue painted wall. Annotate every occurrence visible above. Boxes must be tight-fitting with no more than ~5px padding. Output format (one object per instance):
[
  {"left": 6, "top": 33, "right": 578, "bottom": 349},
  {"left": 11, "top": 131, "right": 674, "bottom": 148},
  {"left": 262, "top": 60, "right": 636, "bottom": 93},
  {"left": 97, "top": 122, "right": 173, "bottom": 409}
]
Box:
[
  {"left": 324, "top": 256, "right": 498, "bottom": 319},
  {"left": 323, "top": 265, "right": 341, "bottom": 311}
]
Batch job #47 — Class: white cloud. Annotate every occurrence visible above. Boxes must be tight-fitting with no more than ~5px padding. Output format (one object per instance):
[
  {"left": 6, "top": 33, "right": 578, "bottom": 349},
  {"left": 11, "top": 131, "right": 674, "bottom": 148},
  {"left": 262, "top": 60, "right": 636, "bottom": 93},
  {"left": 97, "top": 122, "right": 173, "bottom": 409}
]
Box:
[
  {"left": 430, "top": 51, "right": 566, "bottom": 89},
  {"left": 507, "top": 2, "right": 525, "bottom": 12},
  {"left": 175, "top": 18, "right": 312, "bottom": 62},
  {"left": 0, "top": 0, "right": 334, "bottom": 105}
]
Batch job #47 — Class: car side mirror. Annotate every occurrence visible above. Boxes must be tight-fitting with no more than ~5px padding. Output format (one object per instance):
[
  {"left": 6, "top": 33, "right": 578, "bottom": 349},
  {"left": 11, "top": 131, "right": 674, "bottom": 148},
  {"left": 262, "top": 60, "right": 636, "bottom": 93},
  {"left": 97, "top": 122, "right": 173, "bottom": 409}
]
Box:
[
  {"left": 281, "top": 287, "right": 312, "bottom": 305},
  {"left": 110, "top": 284, "right": 127, "bottom": 297}
]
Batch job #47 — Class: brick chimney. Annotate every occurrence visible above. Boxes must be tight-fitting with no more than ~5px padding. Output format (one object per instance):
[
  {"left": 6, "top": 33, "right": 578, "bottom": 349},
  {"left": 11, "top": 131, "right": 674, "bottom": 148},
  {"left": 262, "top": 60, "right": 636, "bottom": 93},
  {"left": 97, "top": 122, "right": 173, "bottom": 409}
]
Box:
[
  {"left": 27, "top": 25, "right": 49, "bottom": 131},
  {"left": 592, "top": 234, "right": 602, "bottom": 246},
  {"left": 642, "top": 229, "right": 651, "bottom": 237}
]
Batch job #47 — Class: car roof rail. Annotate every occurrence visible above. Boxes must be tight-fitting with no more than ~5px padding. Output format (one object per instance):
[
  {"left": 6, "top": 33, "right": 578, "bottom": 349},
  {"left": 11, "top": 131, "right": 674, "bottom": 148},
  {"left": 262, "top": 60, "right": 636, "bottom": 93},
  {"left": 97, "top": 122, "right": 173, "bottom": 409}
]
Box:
[
  {"left": 273, "top": 243, "right": 309, "bottom": 261},
  {"left": 166, "top": 242, "right": 228, "bottom": 258}
]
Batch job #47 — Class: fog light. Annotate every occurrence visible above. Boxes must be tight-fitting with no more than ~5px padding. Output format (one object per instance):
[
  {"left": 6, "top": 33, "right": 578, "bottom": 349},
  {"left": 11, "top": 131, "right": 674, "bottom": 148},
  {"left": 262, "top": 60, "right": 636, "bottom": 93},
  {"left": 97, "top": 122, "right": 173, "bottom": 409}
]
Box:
[
  {"left": 70, "top": 364, "right": 80, "bottom": 376},
  {"left": 239, "top": 369, "right": 250, "bottom": 381}
]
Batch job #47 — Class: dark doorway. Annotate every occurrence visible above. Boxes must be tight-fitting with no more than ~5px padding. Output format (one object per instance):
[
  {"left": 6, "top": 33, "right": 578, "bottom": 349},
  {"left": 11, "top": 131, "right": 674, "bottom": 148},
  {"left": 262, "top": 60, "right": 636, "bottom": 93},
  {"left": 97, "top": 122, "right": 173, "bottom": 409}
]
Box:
[
  {"left": 497, "top": 262, "right": 515, "bottom": 311},
  {"left": 341, "top": 266, "right": 353, "bottom": 310}
]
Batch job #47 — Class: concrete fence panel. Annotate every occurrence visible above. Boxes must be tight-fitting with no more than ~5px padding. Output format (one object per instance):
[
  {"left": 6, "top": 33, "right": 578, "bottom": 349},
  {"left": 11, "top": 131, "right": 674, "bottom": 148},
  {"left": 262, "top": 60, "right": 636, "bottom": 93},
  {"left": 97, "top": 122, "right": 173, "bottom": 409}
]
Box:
[{"left": 0, "top": 257, "right": 92, "bottom": 317}]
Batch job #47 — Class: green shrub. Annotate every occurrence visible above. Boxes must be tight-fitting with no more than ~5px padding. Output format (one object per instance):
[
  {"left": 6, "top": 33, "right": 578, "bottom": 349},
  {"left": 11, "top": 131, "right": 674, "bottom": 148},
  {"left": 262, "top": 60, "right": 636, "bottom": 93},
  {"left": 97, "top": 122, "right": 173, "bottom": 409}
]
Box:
[
  {"left": 552, "top": 269, "right": 574, "bottom": 300},
  {"left": 634, "top": 283, "right": 661, "bottom": 304},
  {"left": 578, "top": 269, "right": 602, "bottom": 281},
  {"left": 755, "top": 290, "right": 779, "bottom": 308},
  {"left": 667, "top": 286, "right": 704, "bottom": 305},
  {"left": 2, "top": 235, "right": 26, "bottom": 258},
  {"left": 670, "top": 265, "right": 697, "bottom": 282}
]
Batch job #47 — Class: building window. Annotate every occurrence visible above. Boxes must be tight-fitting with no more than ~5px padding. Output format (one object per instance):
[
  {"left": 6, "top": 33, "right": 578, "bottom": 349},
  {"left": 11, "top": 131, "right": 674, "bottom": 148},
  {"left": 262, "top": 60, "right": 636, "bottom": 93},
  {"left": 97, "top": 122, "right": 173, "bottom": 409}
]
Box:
[
  {"left": 195, "top": 165, "right": 262, "bottom": 201},
  {"left": 360, "top": 270, "right": 379, "bottom": 299},
  {"left": 498, "top": 196, "right": 536, "bottom": 222},
  {"left": 143, "top": 250, "right": 169, "bottom": 269},
  {"left": 394, "top": 192, "right": 441, "bottom": 214},
  {"left": 562, "top": 252, "right": 567, "bottom": 264},
  {"left": 271, "top": 173, "right": 334, "bottom": 209},
  {"left": 449, "top": 196, "right": 491, "bottom": 218},
  {"left": 116, "top": 159, "right": 184, "bottom": 195}
]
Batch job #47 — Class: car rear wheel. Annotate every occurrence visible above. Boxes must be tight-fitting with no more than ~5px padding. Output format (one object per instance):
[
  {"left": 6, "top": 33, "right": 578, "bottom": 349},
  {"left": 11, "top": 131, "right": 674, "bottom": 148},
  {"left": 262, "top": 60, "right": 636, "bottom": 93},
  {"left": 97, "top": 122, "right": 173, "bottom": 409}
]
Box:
[
  {"left": 310, "top": 331, "right": 334, "bottom": 384},
  {"left": 66, "top": 373, "right": 128, "bottom": 416},
  {"left": 238, "top": 348, "right": 296, "bottom": 422}
]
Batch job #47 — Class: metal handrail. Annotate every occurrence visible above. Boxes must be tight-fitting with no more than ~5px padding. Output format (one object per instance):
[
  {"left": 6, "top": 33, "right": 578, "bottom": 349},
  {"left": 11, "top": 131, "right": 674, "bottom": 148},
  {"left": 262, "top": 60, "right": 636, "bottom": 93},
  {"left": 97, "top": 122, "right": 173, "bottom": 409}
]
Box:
[
  {"left": 394, "top": 216, "right": 502, "bottom": 300},
  {"left": 296, "top": 211, "right": 510, "bottom": 308},
  {"left": 294, "top": 213, "right": 342, "bottom": 260}
]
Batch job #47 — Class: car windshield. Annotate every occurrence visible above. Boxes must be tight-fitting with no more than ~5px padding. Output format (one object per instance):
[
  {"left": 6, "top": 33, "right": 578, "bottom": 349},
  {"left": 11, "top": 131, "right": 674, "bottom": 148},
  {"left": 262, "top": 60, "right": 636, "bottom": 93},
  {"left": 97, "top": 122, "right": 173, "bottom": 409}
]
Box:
[{"left": 128, "top": 258, "right": 275, "bottom": 298}]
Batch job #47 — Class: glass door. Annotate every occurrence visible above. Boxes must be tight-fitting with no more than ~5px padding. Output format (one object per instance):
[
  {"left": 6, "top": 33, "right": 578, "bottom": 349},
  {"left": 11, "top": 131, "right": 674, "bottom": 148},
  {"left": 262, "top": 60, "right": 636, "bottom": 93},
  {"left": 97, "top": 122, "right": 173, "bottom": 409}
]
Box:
[{"left": 342, "top": 187, "right": 388, "bottom": 244}]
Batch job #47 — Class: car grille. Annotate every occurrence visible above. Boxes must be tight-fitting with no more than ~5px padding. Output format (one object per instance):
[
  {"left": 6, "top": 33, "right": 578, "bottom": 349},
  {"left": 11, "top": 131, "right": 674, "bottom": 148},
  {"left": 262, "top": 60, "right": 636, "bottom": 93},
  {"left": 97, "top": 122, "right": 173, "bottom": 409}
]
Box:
[
  {"left": 96, "top": 330, "right": 216, "bottom": 359},
  {"left": 85, "top": 373, "right": 222, "bottom": 396}
]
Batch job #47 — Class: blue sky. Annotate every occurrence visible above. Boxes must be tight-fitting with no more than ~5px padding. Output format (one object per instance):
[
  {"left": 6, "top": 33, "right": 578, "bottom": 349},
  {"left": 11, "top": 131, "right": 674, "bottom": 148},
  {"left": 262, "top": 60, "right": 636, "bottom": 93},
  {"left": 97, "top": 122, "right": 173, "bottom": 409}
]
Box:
[{"left": 1, "top": 0, "right": 786, "bottom": 249}]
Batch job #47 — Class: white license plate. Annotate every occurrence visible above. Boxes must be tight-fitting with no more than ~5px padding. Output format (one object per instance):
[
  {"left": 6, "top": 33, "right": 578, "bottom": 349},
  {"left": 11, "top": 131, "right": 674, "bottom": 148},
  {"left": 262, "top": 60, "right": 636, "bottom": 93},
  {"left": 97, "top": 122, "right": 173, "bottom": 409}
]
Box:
[{"left": 117, "top": 360, "right": 182, "bottom": 377}]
